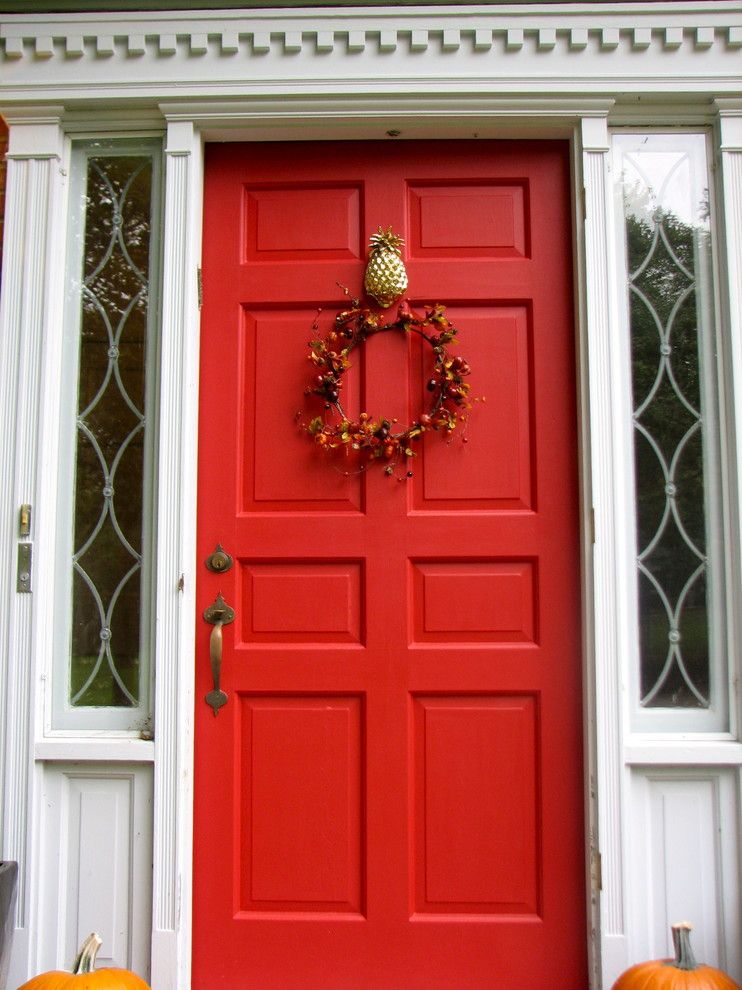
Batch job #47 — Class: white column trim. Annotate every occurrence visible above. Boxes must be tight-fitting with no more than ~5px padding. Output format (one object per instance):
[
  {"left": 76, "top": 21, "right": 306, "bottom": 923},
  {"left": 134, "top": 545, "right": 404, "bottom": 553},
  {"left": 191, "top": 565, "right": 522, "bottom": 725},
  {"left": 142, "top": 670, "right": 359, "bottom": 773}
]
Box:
[
  {"left": 2, "top": 106, "right": 65, "bottom": 158},
  {"left": 716, "top": 100, "right": 742, "bottom": 740},
  {"left": 572, "top": 129, "right": 602, "bottom": 990},
  {"left": 0, "top": 108, "right": 66, "bottom": 986},
  {"left": 149, "top": 116, "right": 202, "bottom": 990},
  {"left": 581, "top": 112, "right": 635, "bottom": 987}
]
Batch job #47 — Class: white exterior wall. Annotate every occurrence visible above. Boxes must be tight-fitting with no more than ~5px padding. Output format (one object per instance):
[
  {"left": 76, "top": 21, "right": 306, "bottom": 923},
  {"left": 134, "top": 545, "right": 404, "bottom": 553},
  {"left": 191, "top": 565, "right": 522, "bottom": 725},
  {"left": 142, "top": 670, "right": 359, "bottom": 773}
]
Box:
[{"left": 0, "top": 4, "right": 741, "bottom": 988}]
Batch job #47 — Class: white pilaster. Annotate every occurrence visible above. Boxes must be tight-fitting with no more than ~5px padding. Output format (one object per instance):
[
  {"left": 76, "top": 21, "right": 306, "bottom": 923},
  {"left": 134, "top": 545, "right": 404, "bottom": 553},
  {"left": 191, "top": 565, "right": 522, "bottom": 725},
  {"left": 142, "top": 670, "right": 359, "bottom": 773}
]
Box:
[
  {"left": 581, "top": 112, "right": 634, "bottom": 987},
  {"left": 0, "top": 106, "right": 66, "bottom": 986},
  {"left": 716, "top": 100, "right": 742, "bottom": 742},
  {"left": 149, "top": 115, "right": 202, "bottom": 990}
]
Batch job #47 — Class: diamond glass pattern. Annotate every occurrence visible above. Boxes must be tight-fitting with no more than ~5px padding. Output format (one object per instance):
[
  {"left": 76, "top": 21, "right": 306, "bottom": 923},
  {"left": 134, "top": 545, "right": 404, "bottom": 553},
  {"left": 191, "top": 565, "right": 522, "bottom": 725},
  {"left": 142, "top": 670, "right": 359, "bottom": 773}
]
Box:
[
  {"left": 70, "top": 156, "right": 152, "bottom": 707},
  {"left": 619, "top": 137, "right": 714, "bottom": 709}
]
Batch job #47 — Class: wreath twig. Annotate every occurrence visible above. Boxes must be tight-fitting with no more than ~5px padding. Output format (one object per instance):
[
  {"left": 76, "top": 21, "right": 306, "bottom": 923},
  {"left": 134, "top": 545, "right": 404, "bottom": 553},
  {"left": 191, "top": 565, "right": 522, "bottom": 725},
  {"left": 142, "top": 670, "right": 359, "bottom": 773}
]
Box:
[{"left": 302, "top": 295, "right": 475, "bottom": 477}]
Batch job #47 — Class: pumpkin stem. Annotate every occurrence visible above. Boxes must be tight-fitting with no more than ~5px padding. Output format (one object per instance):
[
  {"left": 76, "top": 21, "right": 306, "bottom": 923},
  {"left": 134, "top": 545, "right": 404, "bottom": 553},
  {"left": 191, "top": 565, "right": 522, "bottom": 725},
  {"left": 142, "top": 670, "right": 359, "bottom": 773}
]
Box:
[
  {"left": 670, "top": 922, "right": 699, "bottom": 971},
  {"left": 72, "top": 933, "right": 103, "bottom": 975}
]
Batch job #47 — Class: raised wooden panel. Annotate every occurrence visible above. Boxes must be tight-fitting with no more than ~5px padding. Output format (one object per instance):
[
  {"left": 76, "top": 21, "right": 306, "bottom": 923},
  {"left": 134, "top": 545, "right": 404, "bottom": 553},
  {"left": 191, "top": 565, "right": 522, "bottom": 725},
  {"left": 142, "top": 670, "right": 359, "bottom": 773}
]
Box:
[
  {"left": 359, "top": 315, "right": 411, "bottom": 434},
  {"left": 412, "top": 305, "right": 533, "bottom": 510},
  {"left": 630, "top": 770, "right": 742, "bottom": 978},
  {"left": 239, "top": 560, "right": 364, "bottom": 644},
  {"left": 38, "top": 765, "right": 153, "bottom": 977},
  {"left": 408, "top": 182, "right": 528, "bottom": 258},
  {"left": 412, "top": 695, "right": 540, "bottom": 915},
  {"left": 244, "top": 185, "right": 362, "bottom": 261},
  {"left": 238, "top": 695, "right": 364, "bottom": 914},
  {"left": 410, "top": 560, "right": 537, "bottom": 644},
  {"left": 241, "top": 307, "right": 362, "bottom": 512}
]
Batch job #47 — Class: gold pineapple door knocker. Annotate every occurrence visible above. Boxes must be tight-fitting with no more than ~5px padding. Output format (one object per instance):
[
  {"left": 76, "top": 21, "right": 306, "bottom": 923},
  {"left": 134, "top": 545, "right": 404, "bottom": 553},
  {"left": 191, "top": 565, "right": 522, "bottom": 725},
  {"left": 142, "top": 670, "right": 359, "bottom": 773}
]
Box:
[{"left": 364, "top": 227, "right": 409, "bottom": 308}]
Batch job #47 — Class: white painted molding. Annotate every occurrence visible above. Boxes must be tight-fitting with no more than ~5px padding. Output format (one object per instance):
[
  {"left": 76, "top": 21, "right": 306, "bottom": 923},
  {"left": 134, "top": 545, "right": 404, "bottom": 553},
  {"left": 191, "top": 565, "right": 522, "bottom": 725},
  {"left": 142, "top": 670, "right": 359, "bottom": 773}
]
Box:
[
  {"left": 1, "top": 5, "right": 742, "bottom": 104},
  {"left": 0, "top": 109, "right": 66, "bottom": 987},
  {"left": 624, "top": 741, "right": 742, "bottom": 765},
  {"left": 717, "top": 104, "right": 742, "bottom": 744},
  {"left": 149, "top": 117, "right": 202, "bottom": 990},
  {"left": 717, "top": 99, "right": 742, "bottom": 152},
  {"left": 2, "top": 105, "right": 65, "bottom": 157},
  {"left": 581, "top": 114, "right": 611, "bottom": 153},
  {"left": 571, "top": 130, "right": 602, "bottom": 990},
  {"left": 34, "top": 739, "right": 156, "bottom": 762},
  {"left": 159, "top": 94, "right": 614, "bottom": 128},
  {"left": 581, "top": 113, "right": 633, "bottom": 987},
  {"left": 1, "top": 4, "right": 741, "bottom": 60}
]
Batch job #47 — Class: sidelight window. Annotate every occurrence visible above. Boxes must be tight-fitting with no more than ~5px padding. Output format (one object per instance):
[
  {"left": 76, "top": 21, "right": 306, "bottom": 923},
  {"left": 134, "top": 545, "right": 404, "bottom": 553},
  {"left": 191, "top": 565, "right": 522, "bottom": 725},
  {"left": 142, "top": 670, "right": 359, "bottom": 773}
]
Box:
[
  {"left": 53, "top": 141, "right": 161, "bottom": 732},
  {"left": 613, "top": 132, "right": 729, "bottom": 733}
]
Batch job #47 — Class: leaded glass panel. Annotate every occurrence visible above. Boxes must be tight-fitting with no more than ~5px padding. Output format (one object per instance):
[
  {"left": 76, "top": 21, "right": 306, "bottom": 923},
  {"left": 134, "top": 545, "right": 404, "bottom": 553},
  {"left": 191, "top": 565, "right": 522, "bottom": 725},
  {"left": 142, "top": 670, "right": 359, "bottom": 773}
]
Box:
[
  {"left": 62, "top": 148, "right": 159, "bottom": 722},
  {"left": 614, "top": 133, "right": 725, "bottom": 727},
  {"left": 71, "top": 156, "right": 151, "bottom": 707}
]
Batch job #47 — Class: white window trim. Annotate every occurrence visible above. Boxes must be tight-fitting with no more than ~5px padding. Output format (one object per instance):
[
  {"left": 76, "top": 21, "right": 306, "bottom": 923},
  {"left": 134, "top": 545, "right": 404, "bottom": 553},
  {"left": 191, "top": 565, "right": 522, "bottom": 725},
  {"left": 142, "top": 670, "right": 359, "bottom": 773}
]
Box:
[
  {"left": 50, "top": 138, "right": 163, "bottom": 734},
  {"left": 611, "top": 129, "right": 733, "bottom": 736}
]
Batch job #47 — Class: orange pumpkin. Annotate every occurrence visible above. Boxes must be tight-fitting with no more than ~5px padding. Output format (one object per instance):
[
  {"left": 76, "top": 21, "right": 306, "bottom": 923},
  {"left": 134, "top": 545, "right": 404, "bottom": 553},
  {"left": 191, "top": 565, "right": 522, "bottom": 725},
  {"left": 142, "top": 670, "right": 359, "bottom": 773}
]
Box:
[
  {"left": 17, "top": 933, "right": 150, "bottom": 990},
  {"left": 613, "top": 923, "right": 741, "bottom": 990}
]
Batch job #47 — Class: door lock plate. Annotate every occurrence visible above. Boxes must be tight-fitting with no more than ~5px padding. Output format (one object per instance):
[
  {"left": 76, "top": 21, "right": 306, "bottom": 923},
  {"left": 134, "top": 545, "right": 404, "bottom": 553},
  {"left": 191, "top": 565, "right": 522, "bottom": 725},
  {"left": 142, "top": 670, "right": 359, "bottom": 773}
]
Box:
[{"left": 17, "top": 543, "right": 32, "bottom": 593}]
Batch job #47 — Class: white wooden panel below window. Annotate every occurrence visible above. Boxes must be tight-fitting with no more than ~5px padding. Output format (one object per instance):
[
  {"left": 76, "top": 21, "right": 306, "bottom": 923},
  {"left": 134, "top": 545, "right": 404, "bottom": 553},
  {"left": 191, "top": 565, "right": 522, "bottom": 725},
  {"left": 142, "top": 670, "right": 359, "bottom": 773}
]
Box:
[
  {"left": 37, "top": 764, "right": 153, "bottom": 979},
  {"left": 628, "top": 769, "right": 741, "bottom": 981}
]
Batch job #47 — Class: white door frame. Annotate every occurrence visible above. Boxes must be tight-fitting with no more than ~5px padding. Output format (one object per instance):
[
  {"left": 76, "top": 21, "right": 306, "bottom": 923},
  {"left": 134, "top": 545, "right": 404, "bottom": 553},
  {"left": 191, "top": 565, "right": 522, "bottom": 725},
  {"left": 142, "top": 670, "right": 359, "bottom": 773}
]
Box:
[{"left": 155, "top": 103, "right": 611, "bottom": 990}]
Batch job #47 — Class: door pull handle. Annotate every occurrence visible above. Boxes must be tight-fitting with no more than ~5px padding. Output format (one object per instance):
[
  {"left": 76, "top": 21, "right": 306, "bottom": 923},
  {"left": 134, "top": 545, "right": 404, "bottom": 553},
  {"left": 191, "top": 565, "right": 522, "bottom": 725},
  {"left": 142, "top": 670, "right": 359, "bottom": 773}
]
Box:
[{"left": 203, "top": 592, "right": 235, "bottom": 716}]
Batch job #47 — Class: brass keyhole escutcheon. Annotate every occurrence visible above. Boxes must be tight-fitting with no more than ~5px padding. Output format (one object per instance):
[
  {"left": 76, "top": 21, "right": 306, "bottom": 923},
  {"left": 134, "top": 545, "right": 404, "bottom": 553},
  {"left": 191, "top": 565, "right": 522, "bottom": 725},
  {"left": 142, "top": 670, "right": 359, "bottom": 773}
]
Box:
[{"left": 205, "top": 543, "right": 233, "bottom": 573}]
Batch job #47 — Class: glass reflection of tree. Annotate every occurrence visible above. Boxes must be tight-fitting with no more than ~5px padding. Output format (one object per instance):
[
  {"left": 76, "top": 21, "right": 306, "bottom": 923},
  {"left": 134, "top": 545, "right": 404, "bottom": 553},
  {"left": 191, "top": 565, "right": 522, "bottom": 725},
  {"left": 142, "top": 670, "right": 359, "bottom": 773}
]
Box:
[{"left": 626, "top": 184, "right": 711, "bottom": 708}]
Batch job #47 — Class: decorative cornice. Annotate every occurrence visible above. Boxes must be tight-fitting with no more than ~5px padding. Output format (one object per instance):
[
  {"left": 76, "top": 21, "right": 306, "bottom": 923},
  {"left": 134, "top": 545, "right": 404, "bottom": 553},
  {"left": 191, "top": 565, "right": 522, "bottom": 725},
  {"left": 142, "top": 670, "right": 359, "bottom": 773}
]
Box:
[
  {"left": 3, "top": 17, "right": 742, "bottom": 60},
  {"left": 1, "top": 5, "right": 741, "bottom": 103}
]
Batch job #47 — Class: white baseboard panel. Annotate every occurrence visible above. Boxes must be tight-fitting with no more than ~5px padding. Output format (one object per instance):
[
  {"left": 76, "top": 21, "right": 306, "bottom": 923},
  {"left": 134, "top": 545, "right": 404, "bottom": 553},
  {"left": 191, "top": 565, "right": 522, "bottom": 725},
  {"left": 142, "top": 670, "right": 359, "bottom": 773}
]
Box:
[
  {"left": 36, "top": 763, "right": 153, "bottom": 982},
  {"left": 628, "top": 768, "right": 741, "bottom": 981}
]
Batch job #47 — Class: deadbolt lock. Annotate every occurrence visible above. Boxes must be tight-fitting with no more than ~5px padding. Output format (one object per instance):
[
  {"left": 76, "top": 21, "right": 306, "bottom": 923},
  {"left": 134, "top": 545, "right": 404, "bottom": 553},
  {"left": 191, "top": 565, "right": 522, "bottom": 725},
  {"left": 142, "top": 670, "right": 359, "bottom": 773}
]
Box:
[{"left": 205, "top": 543, "right": 233, "bottom": 574}]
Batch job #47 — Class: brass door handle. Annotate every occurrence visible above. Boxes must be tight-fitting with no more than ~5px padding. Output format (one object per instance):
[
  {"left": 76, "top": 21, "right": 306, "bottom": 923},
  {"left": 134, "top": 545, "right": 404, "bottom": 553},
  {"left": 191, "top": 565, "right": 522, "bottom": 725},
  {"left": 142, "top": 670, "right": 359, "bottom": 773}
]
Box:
[
  {"left": 207, "top": 622, "right": 226, "bottom": 715},
  {"left": 203, "top": 592, "right": 235, "bottom": 716}
]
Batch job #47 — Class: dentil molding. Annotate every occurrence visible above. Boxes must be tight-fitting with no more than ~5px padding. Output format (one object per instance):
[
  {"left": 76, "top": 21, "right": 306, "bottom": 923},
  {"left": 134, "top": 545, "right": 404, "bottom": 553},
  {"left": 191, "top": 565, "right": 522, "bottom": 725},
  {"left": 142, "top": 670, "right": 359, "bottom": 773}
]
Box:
[{"left": 1, "top": 4, "right": 742, "bottom": 101}]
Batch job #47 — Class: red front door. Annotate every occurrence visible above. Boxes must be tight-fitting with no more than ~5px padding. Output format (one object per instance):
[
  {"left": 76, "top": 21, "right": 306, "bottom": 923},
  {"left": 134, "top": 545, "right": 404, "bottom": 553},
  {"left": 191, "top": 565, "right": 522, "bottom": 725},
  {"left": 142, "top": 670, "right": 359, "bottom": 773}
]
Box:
[{"left": 194, "top": 141, "right": 586, "bottom": 988}]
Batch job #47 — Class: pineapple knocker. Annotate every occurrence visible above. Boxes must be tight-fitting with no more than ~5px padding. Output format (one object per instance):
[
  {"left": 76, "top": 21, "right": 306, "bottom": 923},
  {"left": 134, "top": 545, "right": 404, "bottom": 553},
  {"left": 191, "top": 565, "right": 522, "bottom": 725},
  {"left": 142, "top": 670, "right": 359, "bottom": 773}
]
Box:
[
  {"left": 300, "top": 226, "right": 480, "bottom": 479},
  {"left": 364, "top": 226, "right": 408, "bottom": 308}
]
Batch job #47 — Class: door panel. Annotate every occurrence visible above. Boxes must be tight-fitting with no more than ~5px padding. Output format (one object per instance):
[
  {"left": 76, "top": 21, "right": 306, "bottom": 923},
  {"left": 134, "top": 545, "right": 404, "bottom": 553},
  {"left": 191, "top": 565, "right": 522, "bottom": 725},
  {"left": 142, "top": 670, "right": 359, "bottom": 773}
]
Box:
[
  {"left": 413, "top": 694, "right": 539, "bottom": 914},
  {"left": 238, "top": 695, "right": 364, "bottom": 914},
  {"left": 195, "top": 141, "right": 586, "bottom": 989}
]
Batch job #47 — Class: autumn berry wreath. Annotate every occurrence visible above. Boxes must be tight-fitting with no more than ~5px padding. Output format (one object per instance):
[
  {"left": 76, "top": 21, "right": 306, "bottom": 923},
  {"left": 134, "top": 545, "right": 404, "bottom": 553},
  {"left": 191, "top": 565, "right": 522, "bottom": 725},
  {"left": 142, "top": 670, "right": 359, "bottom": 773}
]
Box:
[{"left": 303, "top": 296, "right": 474, "bottom": 477}]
